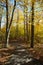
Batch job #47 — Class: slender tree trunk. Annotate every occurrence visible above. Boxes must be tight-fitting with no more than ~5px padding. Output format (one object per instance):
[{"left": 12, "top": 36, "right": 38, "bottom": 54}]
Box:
[
  {"left": 5, "top": 0, "right": 16, "bottom": 48},
  {"left": 5, "top": 0, "right": 8, "bottom": 48},
  {"left": 25, "top": 8, "right": 29, "bottom": 42},
  {"left": 0, "top": 15, "right": 2, "bottom": 31},
  {"left": 0, "top": 16, "right": 2, "bottom": 42},
  {"left": 24, "top": 15, "right": 26, "bottom": 42},
  {"left": 24, "top": 9, "right": 26, "bottom": 42},
  {"left": 28, "top": 15, "right": 31, "bottom": 42},
  {"left": 24, "top": 0, "right": 29, "bottom": 42},
  {"left": 24, "top": 1, "right": 26, "bottom": 42},
  {"left": 0, "top": 6, "right": 3, "bottom": 30},
  {"left": 6, "top": 29, "right": 10, "bottom": 47},
  {"left": 31, "top": 1, "right": 34, "bottom": 48},
  {"left": 0, "top": 17, "right": 1, "bottom": 30},
  {"left": 7, "top": 0, "right": 16, "bottom": 47}
]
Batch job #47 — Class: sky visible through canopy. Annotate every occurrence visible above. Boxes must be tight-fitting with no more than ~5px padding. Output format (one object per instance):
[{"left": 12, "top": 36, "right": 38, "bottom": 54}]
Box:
[{"left": 1, "top": 0, "right": 43, "bottom": 28}]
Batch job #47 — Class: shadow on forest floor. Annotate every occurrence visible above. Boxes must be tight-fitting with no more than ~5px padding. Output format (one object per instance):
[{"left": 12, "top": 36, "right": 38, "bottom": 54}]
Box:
[{"left": 0, "top": 42, "right": 43, "bottom": 65}]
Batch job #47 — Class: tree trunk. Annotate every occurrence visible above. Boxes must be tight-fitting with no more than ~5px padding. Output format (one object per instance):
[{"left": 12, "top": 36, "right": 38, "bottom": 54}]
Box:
[
  {"left": 24, "top": 8, "right": 26, "bottom": 42},
  {"left": 6, "top": 29, "right": 10, "bottom": 47},
  {"left": 24, "top": 0, "right": 26, "bottom": 42},
  {"left": 31, "top": 1, "right": 34, "bottom": 48},
  {"left": 5, "top": 0, "right": 16, "bottom": 48},
  {"left": 5, "top": 0, "right": 8, "bottom": 48},
  {"left": 0, "top": 17, "right": 1, "bottom": 30},
  {"left": 24, "top": 0, "right": 29, "bottom": 43},
  {"left": 28, "top": 15, "right": 31, "bottom": 43},
  {"left": 25, "top": 2, "right": 29, "bottom": 43},
  {"left": 0, "top": 16, "right": 2, "bottom": 42}
]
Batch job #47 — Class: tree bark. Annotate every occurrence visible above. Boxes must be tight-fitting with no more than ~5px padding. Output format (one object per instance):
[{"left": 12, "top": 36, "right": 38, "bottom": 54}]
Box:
[
  {"left": 0, "top": 17, "right": 1, "bottom": 30},
  {"left": 5, "top": 0, "right": 16, "bottom": 48},
  {"left": 6, "top": 29, "right": 10, "bottom": 47},
  {"left": 5, "top": 0, "right": 8, "bottom": 48},
  {"left": 24, "top": 7, "right": 26, "bottom": 41},
  {"left": 24, "top": 0, "right": 26, "bottom": 42},
  {"left": 31, "top": 1, "right": 34, "bottom": 48},
  {"left": 25, "top": 7, "right": 29, "bottom": 42}
]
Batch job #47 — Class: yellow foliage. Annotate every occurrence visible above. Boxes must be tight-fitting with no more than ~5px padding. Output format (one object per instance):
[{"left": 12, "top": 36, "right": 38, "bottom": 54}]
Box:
[{"left": 13, "top": 9, "right": 24, "bottom": 23}]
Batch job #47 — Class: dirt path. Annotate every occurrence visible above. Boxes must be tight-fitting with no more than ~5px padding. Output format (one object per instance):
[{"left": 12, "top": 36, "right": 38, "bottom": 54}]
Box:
[{"left": 0, "top": 44, "right": 43, "bottom": 65}]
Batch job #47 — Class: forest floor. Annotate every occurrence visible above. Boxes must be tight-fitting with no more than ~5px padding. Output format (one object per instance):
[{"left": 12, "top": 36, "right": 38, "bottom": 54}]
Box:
[{"left": 0, "top": 43, "right": 43, "bottom": 65}]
